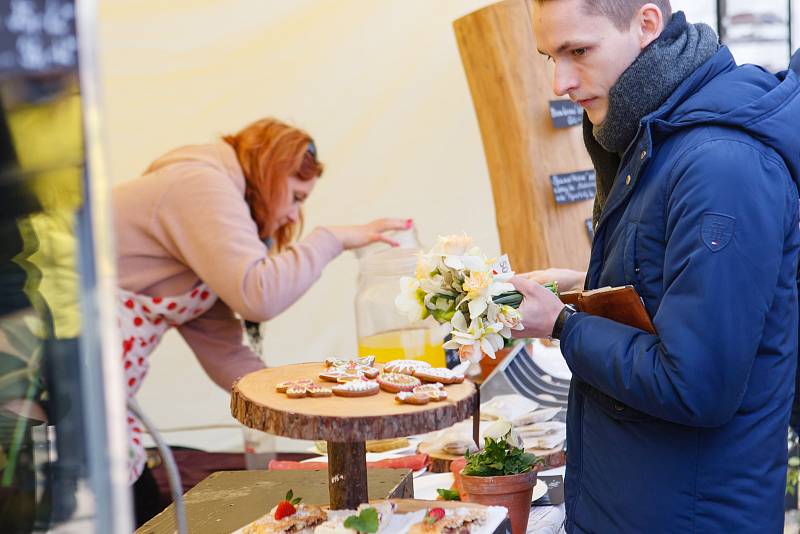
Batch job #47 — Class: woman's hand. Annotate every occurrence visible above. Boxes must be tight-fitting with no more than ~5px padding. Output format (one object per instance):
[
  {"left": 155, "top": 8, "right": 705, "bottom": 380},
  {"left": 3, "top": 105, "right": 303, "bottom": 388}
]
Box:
[
  {"left": 326, "top": 218, "right": 412, "bottom": 250},
  {"left": 520, "top": 268, "right": 586, "bottom": 292},
  {"left": 510, "top": 276, "right": 566, "bottom": 339}
]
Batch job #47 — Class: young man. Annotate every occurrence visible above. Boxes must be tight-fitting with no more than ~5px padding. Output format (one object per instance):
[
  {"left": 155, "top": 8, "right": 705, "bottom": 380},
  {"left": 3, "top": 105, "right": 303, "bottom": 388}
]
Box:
[{"left": 510, "top": 1, "right": 800, "bottom": 532}]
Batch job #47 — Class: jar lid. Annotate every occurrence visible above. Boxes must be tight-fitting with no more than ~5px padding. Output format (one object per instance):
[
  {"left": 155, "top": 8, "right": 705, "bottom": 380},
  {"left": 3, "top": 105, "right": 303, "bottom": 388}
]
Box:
[
  {"left": 352, "top": 228, "right": 423, "bottom": 260},
  {"left": 358, "top": 247, "right": 419, "bottom": 275}
]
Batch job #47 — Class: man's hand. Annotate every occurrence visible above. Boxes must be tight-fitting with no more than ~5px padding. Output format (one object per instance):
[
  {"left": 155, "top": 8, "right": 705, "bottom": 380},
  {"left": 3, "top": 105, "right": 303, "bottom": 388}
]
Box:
[
  {"left": 326, "top": 218, "right": 411, "bottom": 250},
  {"left": 520, "top": 268, "right": 586, "bottom": 292},
  {"left": 510, "top": 276, "right": 566, "bottom": 339}
]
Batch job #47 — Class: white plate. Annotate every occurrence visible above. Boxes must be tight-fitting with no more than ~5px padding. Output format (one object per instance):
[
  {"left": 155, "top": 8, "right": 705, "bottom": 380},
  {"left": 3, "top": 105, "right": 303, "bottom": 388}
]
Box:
[
  {"left": 413, "top": 473, "right": 548, "bottom": 502},
  {"left": 413, "top": 472, "right": 456, "bottom": 500},
  {"left": 531, "top": 478, "right": 548, "bottom": 501}
]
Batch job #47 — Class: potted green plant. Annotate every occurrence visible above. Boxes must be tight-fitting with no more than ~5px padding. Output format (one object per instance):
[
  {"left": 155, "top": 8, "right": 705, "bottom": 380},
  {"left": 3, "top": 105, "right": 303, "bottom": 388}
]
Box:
[{"left": 459, "top": 429, "right": 542, "bottom": 534}]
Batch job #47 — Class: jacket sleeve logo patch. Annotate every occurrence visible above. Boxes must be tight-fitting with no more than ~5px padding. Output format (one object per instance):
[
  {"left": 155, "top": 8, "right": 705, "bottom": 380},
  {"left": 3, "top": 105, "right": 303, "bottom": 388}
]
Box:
[{"left": 701, "top": 213, "right": 736, "bottom": 252}]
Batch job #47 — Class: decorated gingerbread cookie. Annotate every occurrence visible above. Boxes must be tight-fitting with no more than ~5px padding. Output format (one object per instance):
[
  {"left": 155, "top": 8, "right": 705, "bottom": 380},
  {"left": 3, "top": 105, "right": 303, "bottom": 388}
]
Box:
[
  {"left": 319, "top": 364, "right": 379, "bottom": 382},
  {"left": 331, "top": 379, "right": 380, "bottom": 397},
  {"left": 324, "top": 355, "right": 376, "bottom": 368},
  {"left": 413, "top": 382, "right": 448, "bottom": 401},
  {"left": 276, "top": 379, "right": 313, "bottom": 393},
  {"left": 275, "top": 379, "right": 332, "bottom": 399},
  {"left": 395, "top": 391, "right": 431, "bottom": 405},
  {"left": 377, "top": 373, "right": 422, "bottom": 393},
  {"left": 383, "top": 359, "right": 432, "bottom": 375},
  {"left": 413, "top": 367, "right": 465, "bottom": 384}
]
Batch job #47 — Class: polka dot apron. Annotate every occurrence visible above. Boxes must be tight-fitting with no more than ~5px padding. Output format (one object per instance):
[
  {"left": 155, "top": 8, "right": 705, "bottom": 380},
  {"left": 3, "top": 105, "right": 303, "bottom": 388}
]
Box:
[{"left": 118, "top": 283, "right": 218, "bottom": 483}]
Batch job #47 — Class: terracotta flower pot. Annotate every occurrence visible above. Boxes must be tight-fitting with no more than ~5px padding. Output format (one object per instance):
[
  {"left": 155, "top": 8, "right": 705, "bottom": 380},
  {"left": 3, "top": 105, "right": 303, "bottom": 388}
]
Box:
[
  {"left": 459, "top": 469, "right": 537, "bottom": 534},
  {"left": 478, "top": 347, "right": 511, "bottom": 380}
]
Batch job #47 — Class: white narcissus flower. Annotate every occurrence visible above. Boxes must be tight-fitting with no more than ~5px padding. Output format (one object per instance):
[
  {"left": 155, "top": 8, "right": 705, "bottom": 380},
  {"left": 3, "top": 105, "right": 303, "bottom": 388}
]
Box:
[
  {"left": 429, "top": 234, "right": 488, "bottom": 272},
  {"left": 442, "top": 253, "right": 487, "bottom": 272},
  {"left": 463, "top": 270, "right": 493, "bottom": 300},
  {"left": 488, "top": 302, "right": 524, "bottom": 337},
  {"left": 461, "top": 269, "right": 516, "bottom": 319},
  {"left": 394, "top": 277, "right": 426, "bottom": 322},
  {"left": 415, "top": 253, "right": 438, "bottom": 281},
  {"left": 430, "top": 234, "right": 475, "bottom": 256},
  {"left": 419, "top": 273, "right": 448, "bottom": 295},
  {"left": 397, "top": 234, "right": 523, "bottom": 363},
  {"left": 443, "top": 311, "right": 505, "bottom": 362}
]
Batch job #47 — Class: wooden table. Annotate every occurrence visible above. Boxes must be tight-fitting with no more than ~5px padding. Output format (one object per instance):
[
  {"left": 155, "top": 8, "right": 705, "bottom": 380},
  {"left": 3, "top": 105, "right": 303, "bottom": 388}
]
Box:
[
  {"left": 231, "top": 363, "right": 477, "bottom": 509},
  {"left": 136, "top": 468, "right": 414, "bottom": 534}
]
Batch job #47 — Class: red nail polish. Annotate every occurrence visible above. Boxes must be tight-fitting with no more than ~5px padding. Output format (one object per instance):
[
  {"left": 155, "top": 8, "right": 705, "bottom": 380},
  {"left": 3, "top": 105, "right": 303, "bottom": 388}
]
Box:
[{"left": 405, "top": 218, "right": 413, "bottom": 229}]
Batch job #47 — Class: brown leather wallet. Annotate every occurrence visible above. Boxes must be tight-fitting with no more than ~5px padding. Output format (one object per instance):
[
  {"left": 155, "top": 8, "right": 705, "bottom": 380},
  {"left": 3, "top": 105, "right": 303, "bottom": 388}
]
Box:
[{"left": 559, "top": 285, "right": 656, "bottom": 334}]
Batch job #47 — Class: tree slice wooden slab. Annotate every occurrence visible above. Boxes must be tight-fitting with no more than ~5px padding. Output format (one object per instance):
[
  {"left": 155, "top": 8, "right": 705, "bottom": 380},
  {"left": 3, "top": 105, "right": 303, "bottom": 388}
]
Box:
[
  {"left": 416, "top": 440, "right": 566, "bottom": 473},
  {"left": 231, "top": 363, "right": 478, "bottom": 442},
  {"left": 416, "top": 441, "right": 462, "bottom": 474}
]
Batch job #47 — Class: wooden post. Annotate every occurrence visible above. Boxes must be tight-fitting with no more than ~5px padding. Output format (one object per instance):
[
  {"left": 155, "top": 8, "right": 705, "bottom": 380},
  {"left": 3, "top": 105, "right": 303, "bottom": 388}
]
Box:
[
  {"left": 472, "top": 384, "right": 480, "bottom": 449},
  {"left": 327, "top": 441, "right": 368, "bottom": 509},
  {"left": 454, "top": 0, "right": 594, "bottom": 273}
]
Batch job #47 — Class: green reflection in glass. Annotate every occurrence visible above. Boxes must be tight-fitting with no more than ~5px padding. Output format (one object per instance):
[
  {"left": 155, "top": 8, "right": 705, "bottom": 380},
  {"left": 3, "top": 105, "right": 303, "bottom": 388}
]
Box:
[{"left": 0, "top": 72, "right": 86, "bottom": 529}]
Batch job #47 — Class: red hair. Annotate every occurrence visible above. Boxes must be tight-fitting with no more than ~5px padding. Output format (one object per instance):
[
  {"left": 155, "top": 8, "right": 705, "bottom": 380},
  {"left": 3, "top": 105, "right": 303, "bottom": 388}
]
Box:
[{"left": 222, "top": 118, "right": 323, "bottom": 250}]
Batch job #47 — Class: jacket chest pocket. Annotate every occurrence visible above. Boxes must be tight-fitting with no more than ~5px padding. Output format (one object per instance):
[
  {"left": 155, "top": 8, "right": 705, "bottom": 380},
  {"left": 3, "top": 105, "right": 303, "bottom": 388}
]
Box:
[
  {"left": 577, "top": 380, "right": 655, "bottom": 423},
  {"left": 622, "top": 222, "right": 642, "bottom": 289}
]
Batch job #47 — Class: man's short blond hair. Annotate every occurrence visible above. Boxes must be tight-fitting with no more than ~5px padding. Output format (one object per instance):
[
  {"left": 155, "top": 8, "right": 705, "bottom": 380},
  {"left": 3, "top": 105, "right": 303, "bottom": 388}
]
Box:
[{"left": 535, "top": 0, "right": 673, "bottom": 31}]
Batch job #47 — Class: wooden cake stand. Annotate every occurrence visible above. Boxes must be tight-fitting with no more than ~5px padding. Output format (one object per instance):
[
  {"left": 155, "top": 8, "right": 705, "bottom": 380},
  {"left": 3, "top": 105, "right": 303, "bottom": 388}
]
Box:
[{"left": 231, "top": 362, "right": 477, "bottom": 510}]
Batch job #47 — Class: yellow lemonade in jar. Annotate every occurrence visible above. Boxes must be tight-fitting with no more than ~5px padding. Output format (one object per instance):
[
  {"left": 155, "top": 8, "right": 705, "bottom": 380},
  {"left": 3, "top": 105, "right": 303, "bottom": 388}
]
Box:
[{"left": 357, "top": 327, "right": 446, "bottom": 367}]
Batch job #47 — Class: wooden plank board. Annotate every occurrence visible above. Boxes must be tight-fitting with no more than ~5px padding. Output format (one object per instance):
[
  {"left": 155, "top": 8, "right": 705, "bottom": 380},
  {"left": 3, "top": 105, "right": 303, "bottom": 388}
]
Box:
[
  {"left": 454, "top": 0, "right": 593, "bottom": 273},
  {"left": 231, "top": 363, "right": 477, "bottom": 441}
]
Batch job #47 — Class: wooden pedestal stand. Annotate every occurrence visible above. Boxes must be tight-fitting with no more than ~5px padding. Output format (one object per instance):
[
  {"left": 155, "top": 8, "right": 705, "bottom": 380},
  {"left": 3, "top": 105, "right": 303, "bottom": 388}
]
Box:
[{"left": 231, "top": 363, "right": 477, "bottom": 510}]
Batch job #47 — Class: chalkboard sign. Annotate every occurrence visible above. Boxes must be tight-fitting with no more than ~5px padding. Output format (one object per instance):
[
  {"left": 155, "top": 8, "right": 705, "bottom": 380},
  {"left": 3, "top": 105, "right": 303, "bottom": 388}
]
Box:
[
  {"left": 550, "top": 169, "right": 596, "bottom": 204},
  {"left": 548, "top": 100, "right": 583, "bottom": 128},
  {"left": 0, "top": 0, "right": 77, "bottom": 75}
]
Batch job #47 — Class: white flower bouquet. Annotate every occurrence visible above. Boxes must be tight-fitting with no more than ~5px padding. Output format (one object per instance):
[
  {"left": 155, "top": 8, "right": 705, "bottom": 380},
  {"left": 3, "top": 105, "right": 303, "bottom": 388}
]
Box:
[{"left": 395, "top": 234, "right": 557, "bottom": 363}]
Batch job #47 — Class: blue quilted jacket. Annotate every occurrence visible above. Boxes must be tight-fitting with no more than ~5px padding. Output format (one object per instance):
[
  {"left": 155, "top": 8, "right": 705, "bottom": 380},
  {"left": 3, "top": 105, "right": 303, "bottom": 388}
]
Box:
[{"left": 561, "top": 47, "right": 800, "bottom": 533}]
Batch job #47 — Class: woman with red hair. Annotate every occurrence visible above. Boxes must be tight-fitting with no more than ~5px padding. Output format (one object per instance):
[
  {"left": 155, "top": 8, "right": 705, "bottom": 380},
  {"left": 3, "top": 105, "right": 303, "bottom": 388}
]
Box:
[{"left": 112, "top": 118, "right": 408, "bottom": 523}]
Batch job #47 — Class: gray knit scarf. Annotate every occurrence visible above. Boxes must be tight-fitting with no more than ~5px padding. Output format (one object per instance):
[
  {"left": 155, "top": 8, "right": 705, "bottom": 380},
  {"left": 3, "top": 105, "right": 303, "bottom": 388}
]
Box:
[{"left": 586, "top": 12, "right": 719, "bottom": 225}]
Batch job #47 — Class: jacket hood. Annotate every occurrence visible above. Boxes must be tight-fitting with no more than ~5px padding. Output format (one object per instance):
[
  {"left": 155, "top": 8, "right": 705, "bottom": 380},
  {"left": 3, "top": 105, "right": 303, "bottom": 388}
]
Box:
[{"left": 647, "top": 46, "right": 800, "bottom": 186}]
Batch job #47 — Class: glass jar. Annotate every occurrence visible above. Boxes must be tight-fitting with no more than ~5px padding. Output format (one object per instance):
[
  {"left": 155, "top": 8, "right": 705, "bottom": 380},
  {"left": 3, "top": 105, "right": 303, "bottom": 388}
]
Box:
[{"left": 354, "top": 232, "right": 447, "bottom": 367}]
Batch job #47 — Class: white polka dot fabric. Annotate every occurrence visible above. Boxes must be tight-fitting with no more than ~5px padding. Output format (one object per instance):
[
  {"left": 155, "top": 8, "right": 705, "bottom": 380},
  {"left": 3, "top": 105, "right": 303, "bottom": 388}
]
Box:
[{"left": 117, "top": 282, "right": 218, "bottom": 483}]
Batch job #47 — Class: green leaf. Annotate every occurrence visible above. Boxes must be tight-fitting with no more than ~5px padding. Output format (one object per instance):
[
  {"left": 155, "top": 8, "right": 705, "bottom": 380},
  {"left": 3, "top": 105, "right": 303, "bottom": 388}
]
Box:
[
  {"left": 461, "top": 431, "right": 543, "bottom": 476},
  {"left": 431, "top": 308, "right": 455, "bottom": 323},
  {"left": 436, "top": 488, "right": 461, "bottom": 501},
  {"left": 343, "top": 507, "right": 379, "bottom": 533},
  {"left": 0, "top": 369, "right": 33, "bottom": 392},
  {"left": 492, "top": 292, "right": 522, "bottom": 308},
  {"left": 492, "top": 282, "right": 558, "bottom": 310},
  {"left": 0, "top": 317, "right": 41, "bottom": 359}
]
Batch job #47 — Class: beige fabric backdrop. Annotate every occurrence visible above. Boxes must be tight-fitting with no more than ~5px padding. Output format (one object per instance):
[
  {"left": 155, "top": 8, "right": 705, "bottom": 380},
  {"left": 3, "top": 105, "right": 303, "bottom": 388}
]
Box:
[
  {"left": 99, "top": 0, "right": 498, "bottom": 451},
  {"left": 98, "top": 0, "right": 791, "bottom": 452}
]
